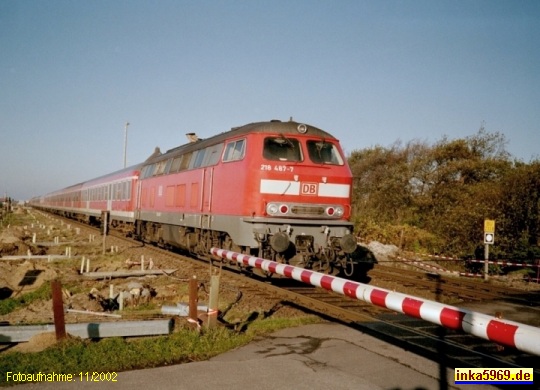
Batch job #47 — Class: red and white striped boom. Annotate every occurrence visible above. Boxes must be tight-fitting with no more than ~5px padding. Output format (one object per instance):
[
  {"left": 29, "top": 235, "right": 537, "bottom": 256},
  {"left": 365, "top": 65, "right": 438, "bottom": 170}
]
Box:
[{"left": 210, "top": 247, "right": 540, "bottom": 357}]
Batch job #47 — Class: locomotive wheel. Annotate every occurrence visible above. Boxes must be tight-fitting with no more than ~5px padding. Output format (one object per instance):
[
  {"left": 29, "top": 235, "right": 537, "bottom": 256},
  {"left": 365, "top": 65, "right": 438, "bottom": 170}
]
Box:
[
  {"left": 312, "top": 256, "right": 332, "bottom": 274},
  {"left": 263, "top": 253, "right": 286, "bottom": 278},
  {"left": 287, "top": 254, "right": 308, "bottom": 268},
  {"left": 236, "top": 248, "right": 253, "bottom": 274}
]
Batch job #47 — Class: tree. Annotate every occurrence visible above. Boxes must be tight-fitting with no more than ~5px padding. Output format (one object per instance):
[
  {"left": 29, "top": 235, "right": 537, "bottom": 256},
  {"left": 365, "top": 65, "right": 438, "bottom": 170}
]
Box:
[
  {"left": 497, "top": 160, "right": 540, "bottom": 258},
  {"left": 347, "top": 127, "right": 523, "bottom": 257}
]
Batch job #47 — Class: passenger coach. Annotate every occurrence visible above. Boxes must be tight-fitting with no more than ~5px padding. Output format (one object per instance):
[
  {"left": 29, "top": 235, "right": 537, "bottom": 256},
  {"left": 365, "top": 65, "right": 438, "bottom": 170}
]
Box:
[{"left": 36, "top": 165, "right": 141, "bottom": 232}]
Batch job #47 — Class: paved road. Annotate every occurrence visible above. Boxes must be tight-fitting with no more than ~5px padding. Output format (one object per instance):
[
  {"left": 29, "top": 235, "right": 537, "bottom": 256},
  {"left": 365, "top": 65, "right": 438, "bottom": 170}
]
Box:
[{"left": 7, "top": 322, "right": 497, "bottom": 390}]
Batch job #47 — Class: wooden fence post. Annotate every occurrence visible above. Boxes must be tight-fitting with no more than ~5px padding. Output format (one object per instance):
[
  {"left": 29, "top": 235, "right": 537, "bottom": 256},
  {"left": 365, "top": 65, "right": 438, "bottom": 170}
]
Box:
[{"left": 51, "top": 280, "right": 66, "bottom": 341}]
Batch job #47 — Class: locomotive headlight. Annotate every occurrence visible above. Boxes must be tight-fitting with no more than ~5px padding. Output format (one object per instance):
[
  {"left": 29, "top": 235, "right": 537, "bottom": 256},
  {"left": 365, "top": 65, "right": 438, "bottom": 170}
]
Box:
[
  {"left": 266, "top": 203, "right": 279, "bottom": 215},
  {"left": 325, "top": 206, "right": 344, "bottom": 217}
]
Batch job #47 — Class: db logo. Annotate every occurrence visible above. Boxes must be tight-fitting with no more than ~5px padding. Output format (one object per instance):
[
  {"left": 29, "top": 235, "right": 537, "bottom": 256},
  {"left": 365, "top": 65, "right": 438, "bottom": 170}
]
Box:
[{"left": 301, "top": 183, "right": 318, "bottom": 195}]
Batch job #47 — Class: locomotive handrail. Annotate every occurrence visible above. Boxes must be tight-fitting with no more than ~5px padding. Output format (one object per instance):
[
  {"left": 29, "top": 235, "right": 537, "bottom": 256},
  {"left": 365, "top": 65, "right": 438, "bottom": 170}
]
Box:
[{"left": 210, "top": 247, "right": 540, "bottom": 357}]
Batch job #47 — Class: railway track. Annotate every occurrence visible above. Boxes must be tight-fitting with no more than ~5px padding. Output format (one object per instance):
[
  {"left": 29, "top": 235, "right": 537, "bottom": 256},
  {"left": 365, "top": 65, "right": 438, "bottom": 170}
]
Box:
[
  {"left": 27, "top": 211, "right": 540, "bottom": 375},
  {"left": 215, "top": 273, "right": 540, "bottom": 375},
  {"left": 369, "top": 264, "right": 540, "bottom": 306}
]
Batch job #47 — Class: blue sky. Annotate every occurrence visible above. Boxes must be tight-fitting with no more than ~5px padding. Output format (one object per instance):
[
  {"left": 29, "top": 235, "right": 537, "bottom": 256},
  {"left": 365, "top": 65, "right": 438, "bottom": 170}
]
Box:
[{"left": 1, "top": 1, "right": 539, "bottom": 200}]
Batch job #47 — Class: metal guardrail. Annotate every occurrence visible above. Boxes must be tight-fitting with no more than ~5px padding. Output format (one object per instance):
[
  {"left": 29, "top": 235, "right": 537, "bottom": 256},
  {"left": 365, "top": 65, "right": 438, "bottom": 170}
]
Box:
[{"left": 0, "top": 320, "right": 173, "bottom": 343}]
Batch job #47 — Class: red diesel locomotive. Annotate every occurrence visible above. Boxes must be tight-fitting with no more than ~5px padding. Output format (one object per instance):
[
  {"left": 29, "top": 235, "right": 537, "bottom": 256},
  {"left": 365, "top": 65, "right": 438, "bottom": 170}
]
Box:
[{"left": 32, "top": 120, "right": 358, "bottom": 274}]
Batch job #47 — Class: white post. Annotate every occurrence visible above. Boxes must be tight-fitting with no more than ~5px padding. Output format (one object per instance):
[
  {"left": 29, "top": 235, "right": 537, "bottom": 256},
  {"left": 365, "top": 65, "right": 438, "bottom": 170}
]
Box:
[
  {"left": 123, "top": 121, "right": 130, "bottom": 168},
  {"left": 484, "top": 244, "right": 489, "bottom": 281}
]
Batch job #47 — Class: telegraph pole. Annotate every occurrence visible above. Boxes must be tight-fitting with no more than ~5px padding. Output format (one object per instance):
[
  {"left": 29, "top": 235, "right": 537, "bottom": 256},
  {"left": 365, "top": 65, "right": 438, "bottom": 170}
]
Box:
[{"left": 123, "top": 121, "right": 130, "bottom": 168}]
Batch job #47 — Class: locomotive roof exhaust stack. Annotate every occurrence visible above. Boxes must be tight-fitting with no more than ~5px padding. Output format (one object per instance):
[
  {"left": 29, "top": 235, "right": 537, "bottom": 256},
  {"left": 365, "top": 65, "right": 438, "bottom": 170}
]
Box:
[
  {"left": 145, "top": 147, "right": 162, "bottom": 161},
  {"left": 186, "top": 133, "right": 199, "bottom": 143}
]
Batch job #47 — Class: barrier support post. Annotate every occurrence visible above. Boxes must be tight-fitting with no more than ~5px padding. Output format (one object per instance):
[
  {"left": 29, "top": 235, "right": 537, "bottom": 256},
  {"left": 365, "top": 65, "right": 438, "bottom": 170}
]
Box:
[
  {"left": 207, "top": 274, "right": 220, "bottom": 329},
  {"left": 189, "top": 275, "right": 199, "bottom": 330}
]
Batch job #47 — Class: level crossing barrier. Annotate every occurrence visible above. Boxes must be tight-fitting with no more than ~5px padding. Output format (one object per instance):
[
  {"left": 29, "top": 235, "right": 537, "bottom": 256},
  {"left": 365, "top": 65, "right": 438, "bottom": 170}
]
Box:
[{"left": 210, "top": 247, "right": 540, "bottom": 357}]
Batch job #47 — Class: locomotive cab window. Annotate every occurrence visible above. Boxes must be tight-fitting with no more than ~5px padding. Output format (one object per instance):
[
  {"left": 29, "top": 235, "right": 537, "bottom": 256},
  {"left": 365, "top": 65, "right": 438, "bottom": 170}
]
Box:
[
  {"left": 203, "top": 143, "right": 224, "bottom": 166},
  {"left": 191, "top": 149, "right": 206, "bottom": 169},
  {"left": 154, "top": 159, "right": 169, "bottom": 176},
  {"left": 263, "top": 136, "right": 302, "bottom": 162},
  {"left": 306, "top": 140, "right": 344, "bottom": 165},
  {"left": 169, "top": 156, "right": 183, "bottom": 173},
  {"left": 141, "top": 164, "right": 156, "bottom": 179},
  {"left": 179, "top": 152, "right": 193, "bottom": 171},
  {"left": 223, "top": 139, "right": 245, "bottom": 162}
]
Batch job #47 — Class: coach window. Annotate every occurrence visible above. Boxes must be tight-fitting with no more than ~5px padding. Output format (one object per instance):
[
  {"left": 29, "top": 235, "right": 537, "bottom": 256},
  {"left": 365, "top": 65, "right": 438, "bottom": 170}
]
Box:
[
  {"left": 223, "top": 139, "right": 245, "bottom": 162},
  {"left": 124, "top": 181, "right": 130, "bottom": 200},
  {"left": 118, "top": 183, "right": 124, "bottom": 200},
  {"left": 263, "top": 137, "right": 302, "bottom": 162},
  {"left": 306, "top": 140, "right": 344, "bottom": 165}
]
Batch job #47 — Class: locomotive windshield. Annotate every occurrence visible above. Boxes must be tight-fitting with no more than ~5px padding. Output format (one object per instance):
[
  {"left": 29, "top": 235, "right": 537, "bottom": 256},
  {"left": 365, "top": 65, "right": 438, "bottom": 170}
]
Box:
[
  {"left": 263, "top": 136, "right": 302, "bottom": 162},
  {"left": 306, "top": 140, "right": 344, "bottom": 165}
]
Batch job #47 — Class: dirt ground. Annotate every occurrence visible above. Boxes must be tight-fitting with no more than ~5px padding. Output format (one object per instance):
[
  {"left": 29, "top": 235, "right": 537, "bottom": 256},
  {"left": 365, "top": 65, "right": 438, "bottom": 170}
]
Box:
[{"left": 0, "top": 209, "right": 310, "bottom": 354}]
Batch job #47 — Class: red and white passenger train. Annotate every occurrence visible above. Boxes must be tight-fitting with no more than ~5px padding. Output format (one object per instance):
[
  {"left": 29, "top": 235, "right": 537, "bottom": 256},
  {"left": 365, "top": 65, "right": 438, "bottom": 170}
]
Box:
[{"left": 31, "top": 120, "right": 358, "bottom": 274}]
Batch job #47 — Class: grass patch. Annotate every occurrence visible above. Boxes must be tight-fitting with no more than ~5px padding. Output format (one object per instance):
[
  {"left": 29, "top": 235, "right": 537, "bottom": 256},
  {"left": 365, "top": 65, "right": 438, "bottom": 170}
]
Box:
[
  {"left": 0, "top": 284, "right": 51, "bottom": 315},
  {"left": 0, "top": 315, "right": 322, "bottom": 386}
]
